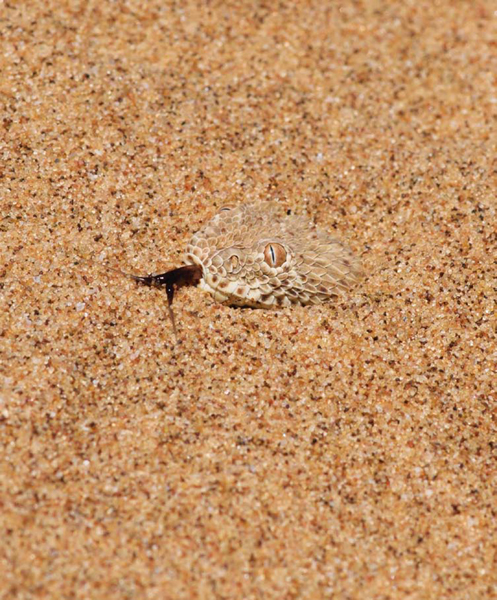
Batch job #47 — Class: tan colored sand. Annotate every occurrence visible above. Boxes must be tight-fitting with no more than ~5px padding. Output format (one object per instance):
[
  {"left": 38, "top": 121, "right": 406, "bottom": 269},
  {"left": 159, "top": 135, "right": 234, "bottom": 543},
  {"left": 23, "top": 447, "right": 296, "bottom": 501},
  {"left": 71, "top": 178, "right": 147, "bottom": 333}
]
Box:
[{"left": 1, "top": 1, "right": 496, "bottom": 598}]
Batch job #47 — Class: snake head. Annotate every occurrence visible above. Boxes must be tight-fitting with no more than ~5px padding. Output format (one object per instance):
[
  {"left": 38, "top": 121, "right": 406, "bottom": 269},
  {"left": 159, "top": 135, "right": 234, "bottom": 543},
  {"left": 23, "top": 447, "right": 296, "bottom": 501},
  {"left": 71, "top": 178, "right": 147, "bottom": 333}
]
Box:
[{"left": 185, "top": 202, "right": 362, "bottom": 308}]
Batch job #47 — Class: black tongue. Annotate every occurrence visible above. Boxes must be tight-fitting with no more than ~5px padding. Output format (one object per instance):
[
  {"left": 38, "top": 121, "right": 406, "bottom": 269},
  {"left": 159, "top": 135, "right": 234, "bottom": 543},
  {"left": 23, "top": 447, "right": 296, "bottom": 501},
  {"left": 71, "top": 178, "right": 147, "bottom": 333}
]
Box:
[
  {"left": 131, "top": 264, "right": 203, "bottom": 338},
  {"left": 132, "top": 264, "right": 202, "bottom": 289}
]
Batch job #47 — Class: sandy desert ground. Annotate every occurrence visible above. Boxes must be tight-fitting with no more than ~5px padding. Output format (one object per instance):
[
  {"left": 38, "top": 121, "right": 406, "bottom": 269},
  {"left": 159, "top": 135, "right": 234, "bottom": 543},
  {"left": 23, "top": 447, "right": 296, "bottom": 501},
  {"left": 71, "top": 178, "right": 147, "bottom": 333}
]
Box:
[{"left": 1, "top": 1, "right": 496, "bottom": 598}]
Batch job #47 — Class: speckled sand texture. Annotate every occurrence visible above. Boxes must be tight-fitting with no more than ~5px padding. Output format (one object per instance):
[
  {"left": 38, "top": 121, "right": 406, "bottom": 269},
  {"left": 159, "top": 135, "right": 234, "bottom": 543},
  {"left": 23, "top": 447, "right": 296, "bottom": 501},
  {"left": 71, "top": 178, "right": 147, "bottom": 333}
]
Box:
[{"left": 1, "top": 1, "right": 496, "bottom": 598}]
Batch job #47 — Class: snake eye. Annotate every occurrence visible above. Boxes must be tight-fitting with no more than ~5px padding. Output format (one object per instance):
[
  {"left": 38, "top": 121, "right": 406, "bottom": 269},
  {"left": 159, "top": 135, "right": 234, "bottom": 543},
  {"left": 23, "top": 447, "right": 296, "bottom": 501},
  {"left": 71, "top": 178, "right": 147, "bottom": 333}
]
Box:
[{"left": 264, "top": 243, "right": 287, "bottom": 268}]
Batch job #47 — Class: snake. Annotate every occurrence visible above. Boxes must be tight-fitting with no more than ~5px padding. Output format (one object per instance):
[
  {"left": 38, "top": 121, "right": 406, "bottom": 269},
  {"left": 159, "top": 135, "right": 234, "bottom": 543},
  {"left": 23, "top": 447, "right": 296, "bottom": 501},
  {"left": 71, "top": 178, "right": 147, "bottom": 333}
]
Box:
[{"left": 128, "top": 202, "right": 362, "bottom": 333}]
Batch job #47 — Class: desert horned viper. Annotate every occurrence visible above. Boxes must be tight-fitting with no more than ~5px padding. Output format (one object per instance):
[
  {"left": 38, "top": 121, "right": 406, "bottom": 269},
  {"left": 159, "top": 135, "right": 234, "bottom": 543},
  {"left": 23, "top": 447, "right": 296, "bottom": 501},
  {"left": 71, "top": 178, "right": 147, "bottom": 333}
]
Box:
[{"left": 126, "top": 202, "right": 362, "bottom": 333}]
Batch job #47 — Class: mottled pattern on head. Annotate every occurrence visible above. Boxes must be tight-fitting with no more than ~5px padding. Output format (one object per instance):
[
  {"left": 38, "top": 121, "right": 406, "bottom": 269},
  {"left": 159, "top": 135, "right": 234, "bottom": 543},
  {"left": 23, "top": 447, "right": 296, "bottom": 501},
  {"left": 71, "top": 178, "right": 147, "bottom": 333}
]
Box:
[{"left": 186, "top": 202, "right": 362, "bottom": 308}]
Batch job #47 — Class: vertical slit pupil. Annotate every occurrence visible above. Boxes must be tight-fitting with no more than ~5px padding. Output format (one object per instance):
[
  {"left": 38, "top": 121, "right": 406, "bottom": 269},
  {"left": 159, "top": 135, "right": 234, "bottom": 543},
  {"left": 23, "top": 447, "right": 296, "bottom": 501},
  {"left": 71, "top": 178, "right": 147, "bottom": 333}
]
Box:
[
  {"left": 270, "top": 245, "right": 276, "bottom": 265},
  {"left": 264, "top": 243, "right": 286, "bottom": 268}
]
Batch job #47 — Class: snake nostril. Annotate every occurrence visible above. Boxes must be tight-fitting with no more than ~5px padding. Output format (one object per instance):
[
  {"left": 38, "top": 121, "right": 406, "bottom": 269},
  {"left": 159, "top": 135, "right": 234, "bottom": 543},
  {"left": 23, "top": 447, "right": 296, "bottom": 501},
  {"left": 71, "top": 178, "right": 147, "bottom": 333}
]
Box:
[{"left": 228, "top": 255, "right": 239, "bottom": 271}]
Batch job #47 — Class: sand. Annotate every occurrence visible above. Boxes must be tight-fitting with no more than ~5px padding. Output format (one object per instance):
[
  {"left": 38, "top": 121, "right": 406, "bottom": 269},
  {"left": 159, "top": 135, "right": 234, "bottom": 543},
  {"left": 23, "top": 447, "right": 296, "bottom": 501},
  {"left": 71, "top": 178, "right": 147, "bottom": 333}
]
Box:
[{"left": 1, "top": 1, "right": 496, "bottom": 598}]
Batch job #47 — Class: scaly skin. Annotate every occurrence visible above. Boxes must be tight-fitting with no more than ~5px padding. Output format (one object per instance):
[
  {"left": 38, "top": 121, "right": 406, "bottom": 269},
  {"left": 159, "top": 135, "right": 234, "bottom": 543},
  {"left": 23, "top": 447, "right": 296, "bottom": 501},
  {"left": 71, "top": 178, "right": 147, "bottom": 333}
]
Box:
[{"left": 185, "top": 202, "right": 362, "bottom": 308}]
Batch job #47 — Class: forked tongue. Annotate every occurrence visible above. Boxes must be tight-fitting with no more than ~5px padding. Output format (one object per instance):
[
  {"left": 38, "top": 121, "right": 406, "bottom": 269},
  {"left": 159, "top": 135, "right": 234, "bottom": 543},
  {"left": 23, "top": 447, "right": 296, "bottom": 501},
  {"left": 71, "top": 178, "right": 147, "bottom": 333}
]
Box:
[{"left": 129, "top": 264, "right": 202, "bottom": 337}]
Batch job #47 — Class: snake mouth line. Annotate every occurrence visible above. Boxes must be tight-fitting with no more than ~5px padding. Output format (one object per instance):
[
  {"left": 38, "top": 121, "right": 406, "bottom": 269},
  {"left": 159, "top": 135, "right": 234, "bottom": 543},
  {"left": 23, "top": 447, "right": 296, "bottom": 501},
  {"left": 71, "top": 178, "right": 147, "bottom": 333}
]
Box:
[{"left": 199, "top": 275, "right": 284, "bottom": 309}]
